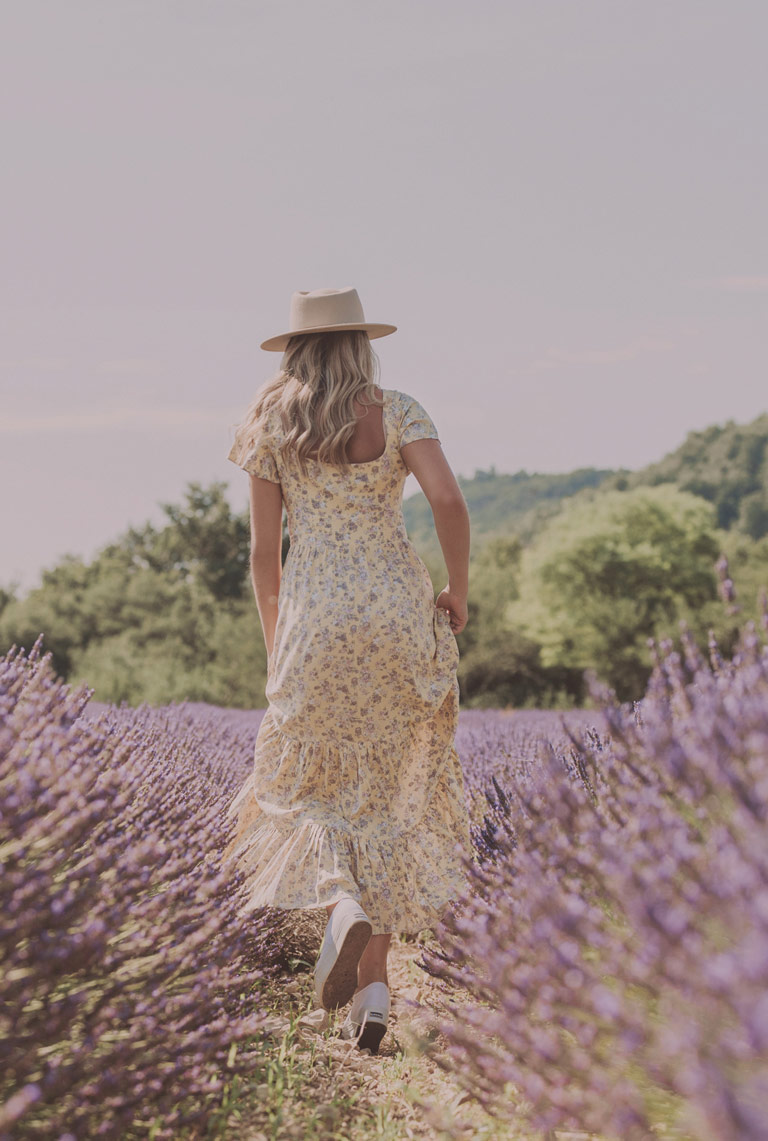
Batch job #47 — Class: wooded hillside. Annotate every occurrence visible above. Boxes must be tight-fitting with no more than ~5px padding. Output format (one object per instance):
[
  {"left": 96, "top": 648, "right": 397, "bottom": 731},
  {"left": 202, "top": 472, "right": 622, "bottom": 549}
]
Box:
[
  {"left": 404, "top": 412, "right": 768, "bottom": 552},
  {"left": 2, "top": 413, "right": 767, "bottom": 708}
]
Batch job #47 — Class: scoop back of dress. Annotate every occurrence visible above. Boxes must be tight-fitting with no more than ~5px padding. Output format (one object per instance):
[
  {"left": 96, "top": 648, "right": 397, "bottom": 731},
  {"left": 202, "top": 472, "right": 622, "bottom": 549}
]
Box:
[{"left": 223, "top": 388, "right": 471, "bottom": 936}]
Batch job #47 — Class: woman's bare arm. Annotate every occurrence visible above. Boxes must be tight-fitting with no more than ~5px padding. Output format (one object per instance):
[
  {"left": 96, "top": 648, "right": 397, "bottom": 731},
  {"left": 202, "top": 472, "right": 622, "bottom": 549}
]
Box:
[
  {"left": 248, "top": 475, "right": 283, "bottom": 657},
  {"left": 399, "top": 438, "right": 470, "bottom": 633}
]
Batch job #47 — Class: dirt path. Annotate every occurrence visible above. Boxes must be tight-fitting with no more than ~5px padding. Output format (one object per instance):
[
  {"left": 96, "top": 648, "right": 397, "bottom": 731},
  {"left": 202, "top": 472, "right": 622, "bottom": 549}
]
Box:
[{"left": 225, "top": 929, "right": 528, "bottom": 1140}]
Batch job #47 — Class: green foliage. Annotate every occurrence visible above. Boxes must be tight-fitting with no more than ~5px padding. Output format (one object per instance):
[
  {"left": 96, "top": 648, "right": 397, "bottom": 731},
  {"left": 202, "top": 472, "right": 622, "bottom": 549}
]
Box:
[
  {"left": 103, "top": 481, "right": 252, "bottom": 601},
  {"left": 405, "top": 414, "right": 768, "bottom": 556},
  {"left": 417, "top": 536, "right": 584, "bottom": 707},
  {"left": 716, "top": 533, "right": 768, "bottom": 630},
  {"left": 606, "top": 413, "right": 768, "bottom": 538},
  {"left": 458, "top": 627, "right": 585, "bottom": 709},
  {"left": 455, "top": 538, "right": 576, "bottom": 707},
  {"left": 0, "top": 582, "right": 17, "bottom": 616},
  {"left": 462, "top": 538, "right": 522, "bottom": 643},
  {"left": 507, "top": 487, "right": 721, "bottom": 700},
  {"left": 4, "top": 409, "right": 768, "bottom": 710},
  {"left": 0, "top": 554, "right": 101, "bottom": 678},
  {"left": 0, "top": 483, "right": 269, "bottom": 707},
  {"left": 741, "top": 492, "right": 768, "bottom": 541},
  {"left": 67, "top": 597, "right": 269, "bottom": 707},
  {"left": 403, "top": 466, "right": 617, "bottom": 557}
]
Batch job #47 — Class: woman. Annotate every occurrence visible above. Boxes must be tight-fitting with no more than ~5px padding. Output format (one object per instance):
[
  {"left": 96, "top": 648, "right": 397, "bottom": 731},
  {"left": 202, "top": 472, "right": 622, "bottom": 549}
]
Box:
[{"left": 224, "top": 287, "right": 471, "bottom": 1055}]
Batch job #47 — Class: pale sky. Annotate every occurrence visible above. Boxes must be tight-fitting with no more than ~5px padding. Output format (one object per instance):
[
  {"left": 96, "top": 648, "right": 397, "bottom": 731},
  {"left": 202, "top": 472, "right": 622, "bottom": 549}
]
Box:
[{"left": 2, "top": 0, "right": 766, "bottom": 592}]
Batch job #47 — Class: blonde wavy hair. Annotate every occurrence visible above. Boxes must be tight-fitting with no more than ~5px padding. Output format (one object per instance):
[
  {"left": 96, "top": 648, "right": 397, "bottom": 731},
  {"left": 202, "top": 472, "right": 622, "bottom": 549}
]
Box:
[{"left": 231, "top": 331, "right": 382, "bottom": 472}]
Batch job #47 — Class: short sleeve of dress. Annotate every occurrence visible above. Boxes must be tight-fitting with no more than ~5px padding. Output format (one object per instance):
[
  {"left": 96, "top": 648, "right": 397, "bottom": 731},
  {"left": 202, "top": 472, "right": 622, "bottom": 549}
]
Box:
[
  {"left": 398, "top": 394, "right": 440, "bottom": 448},
  {"left": 226, "top": 434, "right": 280, "bottom": 483}
]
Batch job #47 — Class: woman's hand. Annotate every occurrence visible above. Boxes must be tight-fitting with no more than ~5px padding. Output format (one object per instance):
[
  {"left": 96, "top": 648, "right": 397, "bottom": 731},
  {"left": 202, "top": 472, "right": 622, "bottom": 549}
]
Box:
[{"left": 435, "top": 587, "right": 468, "bottom": 635}]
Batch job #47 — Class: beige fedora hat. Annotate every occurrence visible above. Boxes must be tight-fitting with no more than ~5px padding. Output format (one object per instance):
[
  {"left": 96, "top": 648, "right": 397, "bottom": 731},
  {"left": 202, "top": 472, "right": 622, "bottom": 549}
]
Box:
[{"left": 260, "top": 287, "right": 397, "bottom": 351}]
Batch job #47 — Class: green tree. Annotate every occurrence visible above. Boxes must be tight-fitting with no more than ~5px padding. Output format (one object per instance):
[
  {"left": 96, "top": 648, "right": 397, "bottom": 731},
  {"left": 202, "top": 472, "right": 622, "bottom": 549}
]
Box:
[
  {"left": 459, "top": 537, "right": 521, "bottom": 651},
  {"left": 68, "top": 590, "right": 269, "bottom": 707},
  {"left": 715, "top": 534, "right": 768, "bottom": 630},
  {"left": 456, "top": 537, "right": 584, "bottom": 707},
  {"left": 0, "top": 483, "right": 268, "bottom": 706},
  {"left": 507, "top": 487, "right": 720, "bottom": 700},
  {"left": 110, "top": 481, "right": 251, "bottom": 601},
  {"left": 740, "top": 493, "right": 768, "bottom": 542},
  {"left": 0, "top": 582, "right": 17, "bottom": 617}
]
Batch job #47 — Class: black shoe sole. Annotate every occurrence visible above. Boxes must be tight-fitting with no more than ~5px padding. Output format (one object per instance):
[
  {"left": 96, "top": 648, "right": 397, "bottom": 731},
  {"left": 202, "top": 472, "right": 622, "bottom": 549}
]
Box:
[
  {"left": 320, "top": 919, "right": 373, "bottom": 1011},
  {"left": 339, "top": 1017, "right": 388, "bottom": 1055},
  {"left": 356, "top": 1019, "right": 387, "bottom": 1055}
]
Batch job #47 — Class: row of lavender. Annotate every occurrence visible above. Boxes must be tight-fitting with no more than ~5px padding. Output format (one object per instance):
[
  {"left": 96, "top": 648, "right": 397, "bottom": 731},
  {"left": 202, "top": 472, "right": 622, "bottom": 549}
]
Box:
[
  {"left": 0, "top": 642, "right": 276, "bottom": 1140},
  {"left": 4, "top": 596, "right": 767, "bottom": 1139},
  {"left": 425, "top": 604, "right": 768, "bottom": 1139}
]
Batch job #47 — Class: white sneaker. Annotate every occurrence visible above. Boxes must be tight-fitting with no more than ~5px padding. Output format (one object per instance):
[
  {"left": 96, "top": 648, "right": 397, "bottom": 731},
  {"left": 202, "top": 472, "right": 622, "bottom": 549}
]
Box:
[
  {"left": 339, "top": 981, "right": 390, "bottom": 1054},
  {"left": 313, "top": 896, "right": 373, "bottom": 1011}
]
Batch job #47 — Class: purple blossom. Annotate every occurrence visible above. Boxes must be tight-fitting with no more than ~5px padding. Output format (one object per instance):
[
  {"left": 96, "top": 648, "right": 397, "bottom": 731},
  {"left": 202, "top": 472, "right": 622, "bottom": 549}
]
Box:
[
  {"left": 423, "top": 618, "right": 768, "bottom": 1140},
  {"left": 1, "top": 639, "right": 278, "bottom": 1139}
]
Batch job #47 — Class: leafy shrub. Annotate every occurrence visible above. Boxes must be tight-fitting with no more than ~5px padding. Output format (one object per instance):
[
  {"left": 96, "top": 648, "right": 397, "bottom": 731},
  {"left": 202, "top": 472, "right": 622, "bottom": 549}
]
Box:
[
  {"left": 0, "top": 639, "right": 278, "bottom": 1140},
  {"left": 458, "top": 629, "right": 585, "bottom": 708},
  {"left": 508, "top": 485, "right": 720, "bottom": 699},
  {"left": 0, "top": 484, "right": 271, "bottom": 707},
  {"left": 423, "top": 607, "right": 768, "bottom": 1139}
]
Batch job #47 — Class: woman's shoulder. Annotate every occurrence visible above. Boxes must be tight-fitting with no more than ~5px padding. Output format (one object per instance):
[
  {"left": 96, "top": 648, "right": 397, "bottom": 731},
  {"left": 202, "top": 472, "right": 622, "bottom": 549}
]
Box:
[
  {"left": 385, "top": 389, "right": 429, "bottom": 416},
  {"left": 386, "top": 389, "right": 440, "bottom": 446}
]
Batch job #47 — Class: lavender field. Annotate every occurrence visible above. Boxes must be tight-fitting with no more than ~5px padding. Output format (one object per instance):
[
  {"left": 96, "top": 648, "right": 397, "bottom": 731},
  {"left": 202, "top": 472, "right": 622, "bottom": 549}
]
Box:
[{"left": 2, "top": 605, "right": 768, "bottom": 1140}]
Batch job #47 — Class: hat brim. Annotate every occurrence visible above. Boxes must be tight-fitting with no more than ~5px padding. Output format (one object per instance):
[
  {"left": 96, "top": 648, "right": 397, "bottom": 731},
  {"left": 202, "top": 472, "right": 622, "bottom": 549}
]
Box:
[{"left": 260, "top": 322, "right": 397, "bottom": 352}]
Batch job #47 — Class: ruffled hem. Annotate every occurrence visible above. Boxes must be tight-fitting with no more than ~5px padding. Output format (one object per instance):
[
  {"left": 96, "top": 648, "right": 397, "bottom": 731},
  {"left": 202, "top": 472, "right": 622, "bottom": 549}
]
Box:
[{"left": 222, "top": 720, "right": 472, "bottom": 936}]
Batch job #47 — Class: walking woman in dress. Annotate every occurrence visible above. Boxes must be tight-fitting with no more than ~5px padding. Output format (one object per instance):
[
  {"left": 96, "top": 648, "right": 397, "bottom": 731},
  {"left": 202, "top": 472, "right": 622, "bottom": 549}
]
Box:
[{"left": 224, "top": 287, "right": 471, "bottom": 1054}]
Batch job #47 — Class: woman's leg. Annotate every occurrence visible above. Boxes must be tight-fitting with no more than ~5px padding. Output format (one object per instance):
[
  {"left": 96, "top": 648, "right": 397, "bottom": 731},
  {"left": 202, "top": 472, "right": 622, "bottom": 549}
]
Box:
[
  {"left": 324, "top": 901, "right": 391, "bottom": 989},
  {"left": 355, "top": 934, "right": 391, "bottom": 989}
]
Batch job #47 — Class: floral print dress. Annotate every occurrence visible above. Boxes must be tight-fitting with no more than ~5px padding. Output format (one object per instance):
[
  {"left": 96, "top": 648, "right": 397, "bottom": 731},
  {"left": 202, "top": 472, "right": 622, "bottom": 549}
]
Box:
[{"left": 223, "top": 388, "right": 471, "bottom": 935}]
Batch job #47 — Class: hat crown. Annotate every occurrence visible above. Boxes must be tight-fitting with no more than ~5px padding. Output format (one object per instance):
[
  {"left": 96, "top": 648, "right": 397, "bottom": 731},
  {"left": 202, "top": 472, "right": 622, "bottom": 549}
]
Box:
[
  {"left": 259, "top": 286, "right": 396, "bottom": 350},
  {"left": 289, "top": 287, "right": 365, "bottom": 333}
]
